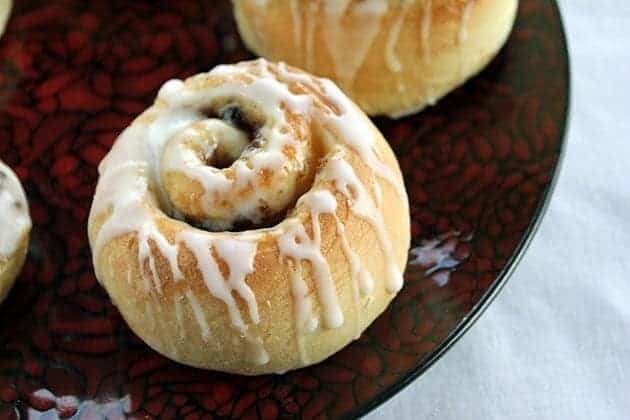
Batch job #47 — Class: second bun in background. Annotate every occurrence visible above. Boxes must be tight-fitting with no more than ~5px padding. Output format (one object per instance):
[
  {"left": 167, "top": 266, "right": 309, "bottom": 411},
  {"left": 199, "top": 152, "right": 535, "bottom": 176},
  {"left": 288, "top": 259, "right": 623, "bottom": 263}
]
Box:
[{"left": 233, "top": 0, "right": 518, "bottom": 118}]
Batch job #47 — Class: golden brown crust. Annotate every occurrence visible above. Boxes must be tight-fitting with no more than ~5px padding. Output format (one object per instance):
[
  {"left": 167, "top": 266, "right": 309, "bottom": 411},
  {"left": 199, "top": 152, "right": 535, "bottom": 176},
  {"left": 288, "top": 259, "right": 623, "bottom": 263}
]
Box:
[
  {"left": 232, "top": 0, "right": 519, "bottom": 117},
  {"left": 92, "top": 149, "right": 407, "bottom": 374},
  {"left": 88, "top": 60, "right": 410, "bottom": 375}
]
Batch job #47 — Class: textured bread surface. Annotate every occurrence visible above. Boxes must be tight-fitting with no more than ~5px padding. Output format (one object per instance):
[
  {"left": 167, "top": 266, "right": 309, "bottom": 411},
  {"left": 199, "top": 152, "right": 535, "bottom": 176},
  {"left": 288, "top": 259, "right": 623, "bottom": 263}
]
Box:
[
  {"left": 88, "top": 60, "right": 410, "bottom": 374},
  {"left": 233, "top": 0, "right": 518, "bottom": 117},
  {"left": 0, "top": 158, "right": 31, "bottom": 305}
]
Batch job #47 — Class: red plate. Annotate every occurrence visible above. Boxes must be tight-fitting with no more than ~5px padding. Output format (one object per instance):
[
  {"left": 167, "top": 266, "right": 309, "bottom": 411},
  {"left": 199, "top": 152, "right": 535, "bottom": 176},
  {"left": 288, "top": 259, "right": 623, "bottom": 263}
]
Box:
[{"left": 0, "top": 0, "right": 568, "bottom": 418}]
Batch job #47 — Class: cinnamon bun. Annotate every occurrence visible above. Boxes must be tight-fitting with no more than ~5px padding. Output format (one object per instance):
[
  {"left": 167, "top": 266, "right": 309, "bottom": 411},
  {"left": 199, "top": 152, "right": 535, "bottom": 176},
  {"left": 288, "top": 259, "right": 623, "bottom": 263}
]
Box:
[
  {"left": 0, "top": 159, "right": 31, "bottom": 304},
  {"left": 88, "top": 59, "right": 410, "bottom": 374},
  {"left": 232, "top": 0, "right": 518, "bottom": 118}
]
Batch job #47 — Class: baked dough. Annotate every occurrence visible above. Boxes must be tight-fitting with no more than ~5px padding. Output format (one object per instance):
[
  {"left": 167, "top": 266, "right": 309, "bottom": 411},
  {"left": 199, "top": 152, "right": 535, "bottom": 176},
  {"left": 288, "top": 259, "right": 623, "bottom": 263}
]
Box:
[
  {"left": 88, "top": 59, "right": 410, "bottom": 374},
  {"left": 0, "top": 159, "right": 31, "bottom": 304},
  {"left": 232, "top": 0, "right": 518, "bottom": 118}
]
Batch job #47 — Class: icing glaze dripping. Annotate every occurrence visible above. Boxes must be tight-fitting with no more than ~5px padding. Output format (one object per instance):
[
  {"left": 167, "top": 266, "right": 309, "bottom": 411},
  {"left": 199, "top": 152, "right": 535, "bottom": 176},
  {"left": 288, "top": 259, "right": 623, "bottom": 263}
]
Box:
[
  {"left": 278, "top": 220, "right": 343, "bottom": 329},
  {"left": 326, "top": 155, "right": 403, "bottom": 293},
  {"left": 458, "top": 0, "right": 475, "bottom": 44},
  {"left": 246, "top": 335, "right": 270, "bottom": 365},
  {"left": 89, "top": 59, "right": 407, "bottom": 368},
  {"left": 323, "top": 0, "right": 388, "bottom": 89},
  {"left": 139, "top": 234, "right": 161, "bottom": 293},
  {"left": 303, "top": 189, "right": 367, "bottom": 338},
  {"left": 158, "top": 77, "right": 309, "bottom": 230},
  {"left": 385, "top": 1, "right": 412, "bottom": 73},
  {"left": 331, "top": 210, "right": 364, "bottom": 339},
  {"left": 186, "top": 289, "right": 210, "bottom": 342},
  {"left": 372, "top": 172, "right": 383, "bottom": 207},
  {"left": 177, "top": 232, "right": 268, "bottom": 365},
  {"left": 213, "top": 238, "right": 260, "bottom": 324},
  {"left": 289, "top": 0, "right": 302, "bottom": 56},
  {"left": 290, "top": 263, "right": 318, "bottom": 364},
  {"left": 316, "top": 82, "right": 406, "bottom": 199},
  {"left": 177, "top": 231, "right": 251, "bottom": 331},
  {"left": 305, "top": 1, "right": 320, "bottom": 71},
  {"left": 137, "top": 223, "right": 183, "bottom": 294}
]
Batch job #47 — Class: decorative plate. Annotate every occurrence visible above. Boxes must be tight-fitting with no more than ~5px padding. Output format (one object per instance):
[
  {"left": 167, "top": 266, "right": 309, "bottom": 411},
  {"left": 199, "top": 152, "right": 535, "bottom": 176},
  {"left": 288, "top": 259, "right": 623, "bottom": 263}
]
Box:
[{"left": 0, "top": 0, "right": 568, "bottom": 418}]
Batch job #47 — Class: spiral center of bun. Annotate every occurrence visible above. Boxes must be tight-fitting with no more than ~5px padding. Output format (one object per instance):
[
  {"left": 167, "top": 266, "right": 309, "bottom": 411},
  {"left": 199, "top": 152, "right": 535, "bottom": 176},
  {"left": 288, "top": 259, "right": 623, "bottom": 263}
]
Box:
[{"left": 159, "top": 91, "right": 320, "bottom": 232}]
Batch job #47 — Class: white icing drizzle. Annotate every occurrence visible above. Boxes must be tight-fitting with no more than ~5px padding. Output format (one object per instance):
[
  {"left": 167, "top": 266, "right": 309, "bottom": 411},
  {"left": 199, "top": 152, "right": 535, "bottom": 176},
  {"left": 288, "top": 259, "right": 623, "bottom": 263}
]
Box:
[
  {"left": 177, "top": 232, "right": 268, "bottom": 365},
  {"left": 335, "top": 212, "right": 374, "bottom": 294},
  {"left": 161, "top": 119, "right": 247, "bottom": 206},
  {"left": 305, "top": 1, "right": 320, "bottom": 71},
  {"left": 278, "top": 220, "right": 343, "bottom": 329},
  {"left": 290, "top": 264, "right": 318, "bottom": 364},
  {"left": 331, "top": 211, "right": 364, "bottom": 339},
  {"left": 302, "top": 189, "right": 367, "bottom": 338},
  {"left": 137, "top": 223, "right": 183, "bottom": 293},
  {"left": 271, "top": 62, "right": 406, "bottom": 200},
  {"left": 322, "top": 82, "right": 406, "bottom": 200},
  {"left": 322, "top": 0, "right": 388, "bottom": 89},
  {"left": 158, "top": 77, "right": 309, "bottom": 230},
  {"left": 241, "top": 0, "right": 478, "bottom": 115},
  {"left": 213, "top": 238, "right": 259, "bottom": 324},
  {"left": 186, "top": 289, "right": 210, "bottom": 342},
  {"left": 0, "top": 160, "right": 31, "bottom": 258},
  {"left": 89, "top": 59, "right": 407, "bottom": 367},
  {"left": 457, "top": 1, "right": 475, "bottom": 80},
  {"left": 372, "top": 172, "right": 383, "bottom": 207},
  {"left": 289, "top": 0, "right": 302, "bottom": 56},
  {"left": 177, "top": 231, "right": 251, "bottom": 331},
  {"left": 325, "top": 155, "right": 403, "bottom": 293},
  {"left": 138, "top": 234, "right": 160, "bottom": 293},
  {"left": 247, "top": 335, "right": 270, "bottom": 365},
  {"left": 458, "top": 0, "right": 475, "bottom": 44},
  {"left": 385, "top": 1, "right": 412, "bottom": 73}
]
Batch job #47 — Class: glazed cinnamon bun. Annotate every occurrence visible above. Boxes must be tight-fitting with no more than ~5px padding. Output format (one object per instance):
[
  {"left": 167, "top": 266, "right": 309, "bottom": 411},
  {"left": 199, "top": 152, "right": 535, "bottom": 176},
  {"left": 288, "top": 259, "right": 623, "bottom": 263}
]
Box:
[
  {"left": 88, "top": 59, "right": 410, "bottom": 374},
  {"left": 232, "top": 0, "right": 518, "bottom": 118}
]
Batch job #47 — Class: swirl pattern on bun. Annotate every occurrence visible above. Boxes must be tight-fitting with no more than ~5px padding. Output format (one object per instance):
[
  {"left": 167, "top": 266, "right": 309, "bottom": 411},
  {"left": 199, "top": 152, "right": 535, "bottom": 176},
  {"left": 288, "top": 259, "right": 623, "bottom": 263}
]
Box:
[{"left": 88, "top": 59, "right": 410, "bottom": 374}]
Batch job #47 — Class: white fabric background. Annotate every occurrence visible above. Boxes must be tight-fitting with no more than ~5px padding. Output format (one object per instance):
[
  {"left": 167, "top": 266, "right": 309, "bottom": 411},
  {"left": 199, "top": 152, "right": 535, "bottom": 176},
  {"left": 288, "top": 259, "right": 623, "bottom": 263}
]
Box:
[{"left": 369, "top": 1, "right": 630, "bottom": 418}]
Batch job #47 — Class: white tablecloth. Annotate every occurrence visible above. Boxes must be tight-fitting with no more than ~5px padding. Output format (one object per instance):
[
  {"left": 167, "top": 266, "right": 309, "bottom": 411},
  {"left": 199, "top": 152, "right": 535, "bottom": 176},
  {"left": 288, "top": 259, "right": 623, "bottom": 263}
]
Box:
[{"left": 369, "top": 1, "right": 630, "bottom": 418}]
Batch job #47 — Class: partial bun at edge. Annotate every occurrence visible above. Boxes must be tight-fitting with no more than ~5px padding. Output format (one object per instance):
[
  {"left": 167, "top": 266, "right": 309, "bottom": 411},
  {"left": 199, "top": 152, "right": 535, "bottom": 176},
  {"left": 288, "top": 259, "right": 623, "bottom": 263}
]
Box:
[
  {"left": 0, "top": 159, "right": 31, "bottom": 304},
  {"left": 232, "top": 0, "right": 519, "bottom": 118}
]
